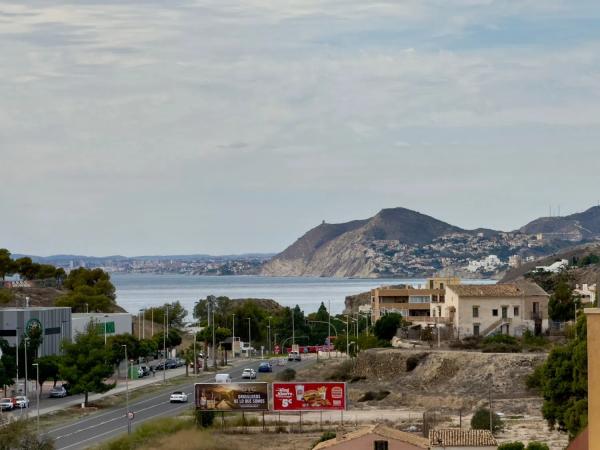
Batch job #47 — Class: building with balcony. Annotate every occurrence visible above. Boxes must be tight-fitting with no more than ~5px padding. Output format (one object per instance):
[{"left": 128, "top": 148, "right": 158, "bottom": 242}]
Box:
[
  {"left": 443, "top": 281, "right": 549, "bottom": 338},
  {"left": 371, "top": 277, "right": 461, "bottom": 324}
]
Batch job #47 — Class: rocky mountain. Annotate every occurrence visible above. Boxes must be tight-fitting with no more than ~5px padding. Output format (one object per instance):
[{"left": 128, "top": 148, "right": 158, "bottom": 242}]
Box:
[
  {"left": 262, "top": 206, "right": 600, "bottom": 278},
  {"left": 519, "top": 206, "right": 600, "bottom": 241}
]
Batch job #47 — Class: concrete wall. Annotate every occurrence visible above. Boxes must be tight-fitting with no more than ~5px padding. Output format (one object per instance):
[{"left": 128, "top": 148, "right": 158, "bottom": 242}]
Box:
[
  {"left": 585, "top": 308, "right": 600, "bottom": 450},
  {"left": 0, "top": 307, "right": 72, "bottom": 356}
]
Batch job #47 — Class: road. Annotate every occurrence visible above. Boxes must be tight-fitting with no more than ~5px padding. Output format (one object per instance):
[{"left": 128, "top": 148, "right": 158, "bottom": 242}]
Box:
[{"left": 47, "top": 356, "right": 316, "bottom": 450}]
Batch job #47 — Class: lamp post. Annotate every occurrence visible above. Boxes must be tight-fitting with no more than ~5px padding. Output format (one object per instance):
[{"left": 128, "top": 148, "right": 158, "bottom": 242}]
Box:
[
  {"left": 232, "top": 314, "right": 236, "bottom": 359},
  {"left": 24, "top": 337, "right": 29, "bottom": 398},
  {"left": 246, "top": 318, "right": 251, "bottom": 358},
  {"left": 151, "top": 308, "right": 154, "bottom": 337},
  {"left": 267, "top": 316, "right": 272, "bottom": 356},
  {"left": 104, "top": 315, "right": 108, "bottom": 346},
  {"left": 163, "top": 307, "right": 167, "bottom": 384},
  {"left": 328, "top": 300, "right": 332, "bottom": 358},
  {"left": 15, "top": 327, "right": 20, "bottom": 394},
  {"left": 122, "top": 345, "right": 131, "bottom": 435},
  {"left": 32, "top": 362, "right": 40, "bottom": 436}
]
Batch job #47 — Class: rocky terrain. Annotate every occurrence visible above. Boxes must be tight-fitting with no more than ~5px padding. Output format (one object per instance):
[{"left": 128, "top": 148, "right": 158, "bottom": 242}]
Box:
[{"left": 261, "top": 206, "right": 600, "bottom": 278}]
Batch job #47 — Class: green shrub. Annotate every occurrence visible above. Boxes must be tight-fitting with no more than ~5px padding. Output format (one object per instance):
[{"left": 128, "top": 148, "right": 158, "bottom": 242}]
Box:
[
  {"left": 498, "top": 443, "right": 525, "bottom": 450},
  {"left": 276, "top": 368, "right": 296, "bottom": 381},
  {"left": 482, "top": 342, "right": 522, "bottom": 353},
  {"left": 526, "top": 443, "right": 550, "bottom": 450},
  {"left": 195, "top": 410, "right": 216, "bottom": 428},
  {"left": 526, "top": 364, "right": 544, "bottom": 390},
  {"left": 99, "top": 417, "right": 193, "bottom": 449},
  {"left": 449, "top": 336, "right": 481, "bottom": 349},
  {"left": 313, "top": 431, "right": 336, "bottom": 448},
  {"left": 483, "top": 334, "right": 518, "bottom": 345},
  {"left": 522, "top": 330, "right": 548, "bottom": 348},
  {"left": 470, "top": 408, "right": 503, "bottom": 433}
]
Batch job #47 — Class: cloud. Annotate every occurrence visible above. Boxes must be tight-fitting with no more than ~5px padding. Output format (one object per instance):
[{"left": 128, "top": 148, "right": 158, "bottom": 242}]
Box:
[{"left": 1, "top": 0, "right": 600, "bottom": 254}]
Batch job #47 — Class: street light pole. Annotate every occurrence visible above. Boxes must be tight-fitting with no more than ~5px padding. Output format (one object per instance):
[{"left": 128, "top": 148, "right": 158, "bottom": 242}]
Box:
[
  {"left": 268, "top": 317, "right": 272, "bottom": 356},
  {"left": 32, "top": 362, "right": 39, "bottom": 436},
  {"left": 163, "top": 310, "right": 167, "bottom": 384},
  {"left": 345, "top": 315, "right": 350, "bottom": 358},
  {"left": 211, "top": 299, "right": 216, "bottom": 368},
  {"left": 122, "top": 345, "right": 131, "bottom": 435},
  {"left": 15, "top": 327, "right": 19, "bottom": 394},
  {"left": 151, "top": 308, "right": 154, "bottom": 337},
  {"left": 328, "top": 300, "right": 332, "bottom": 359},
  {"left": 246, "top": 318, "right": 251, "bottom": 358},
  {"left": 24, "top": 337, "right": 29, "bottom": 398},
  {"left": 232, "top": 314, "right": 236, "bottom": 359}
]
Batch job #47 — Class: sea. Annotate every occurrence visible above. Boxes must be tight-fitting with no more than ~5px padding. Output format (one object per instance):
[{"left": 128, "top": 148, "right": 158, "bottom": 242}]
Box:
[{"left": 111, "top": 273, "right": 494, "bottom": 316}]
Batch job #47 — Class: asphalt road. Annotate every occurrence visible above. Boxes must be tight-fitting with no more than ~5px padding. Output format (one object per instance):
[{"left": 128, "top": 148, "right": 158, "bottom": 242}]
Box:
[{"left": 47, "top": 356, "right": 316, "bottom": 450}]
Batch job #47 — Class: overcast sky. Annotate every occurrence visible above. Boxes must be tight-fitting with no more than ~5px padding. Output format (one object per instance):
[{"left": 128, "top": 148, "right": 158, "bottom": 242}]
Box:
[{"left": 2, "top": 0, "right": 600, "bottom": 256}]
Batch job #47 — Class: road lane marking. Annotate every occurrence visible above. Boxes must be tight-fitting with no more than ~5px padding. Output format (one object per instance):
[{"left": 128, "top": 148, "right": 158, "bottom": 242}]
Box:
[{"left": 57, "top": 402, "right": 192, "bottom": 450}]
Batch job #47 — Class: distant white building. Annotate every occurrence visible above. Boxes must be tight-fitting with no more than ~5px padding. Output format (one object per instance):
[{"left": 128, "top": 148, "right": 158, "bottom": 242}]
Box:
[
  {"left": 574, "top": 283, "right": 597, "bottom": 304},
  {"left": 466, "top": 255, "right": 503, "bottom": 273},
  {"left": 535, "top": 259, "right": 569, "bottom": 273},
  {"left": 508, "top": 255, "right": 523, "bottom": 268}
]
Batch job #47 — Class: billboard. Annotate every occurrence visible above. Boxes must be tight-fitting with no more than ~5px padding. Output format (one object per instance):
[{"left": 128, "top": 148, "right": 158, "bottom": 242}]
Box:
[
  {"left": 195, "top": 383, "right": 269, "bottom": 412},
  {"left": 272, "top": 382, "right": 346, "bottom": 411}
]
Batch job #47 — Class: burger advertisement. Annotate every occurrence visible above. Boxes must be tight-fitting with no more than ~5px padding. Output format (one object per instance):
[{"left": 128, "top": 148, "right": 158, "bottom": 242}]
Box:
[{"left": 272, "top": 382, "right": 346, "bottom": 411}]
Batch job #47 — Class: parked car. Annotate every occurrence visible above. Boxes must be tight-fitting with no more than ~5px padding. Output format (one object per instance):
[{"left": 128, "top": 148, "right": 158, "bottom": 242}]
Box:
[
  {"left": 166, "top": 359, "right": 178, "bottom": 369},
  {"left": 49, "top": 386, "right": 68, "bottom": 398},
  {"left": 175, "top": 358, "right": 185, "bottom": 367},
  {"left": 138, "top": 366, "right": 150, "bottom": 377},
  {"left": 13, "top": 396, "right": 29, "bottom": 408},
  {"left": 241, "top": 368, "right": 256, "bottom": 379},
  {"left": 0, "top": 398, "right": 13, "bottom": 411},
  {"left": 258, "top": 362, "right": 272, "bottom": 373},
  {"left": 169, "top": 391, "right": 188, "bottom": 403},
  {"left": 153, "top": 362, "right": 165, "bottom": 371}
]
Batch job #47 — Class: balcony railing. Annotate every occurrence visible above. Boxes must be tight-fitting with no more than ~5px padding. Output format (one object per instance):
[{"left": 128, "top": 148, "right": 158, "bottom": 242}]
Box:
[{"left": 530, "top": 312, "right": 543, "bottom": 321}]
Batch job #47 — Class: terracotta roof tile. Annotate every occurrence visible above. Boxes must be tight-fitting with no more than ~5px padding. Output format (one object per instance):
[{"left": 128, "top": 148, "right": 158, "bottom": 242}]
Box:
[
  {"left": 447, "top": 282, "right": 547, "bottom": 298},
  {"left": 313, "top": 425, "right": 429, "bottom": 450},
  {"left": 429, "top": 429, "right": 497, "bottom": 446}
]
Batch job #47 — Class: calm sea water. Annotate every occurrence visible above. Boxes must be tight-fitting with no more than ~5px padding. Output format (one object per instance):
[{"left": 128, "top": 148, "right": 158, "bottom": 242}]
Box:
[{"left": 111, "top": 274, "right": 440, "bottom": 315}]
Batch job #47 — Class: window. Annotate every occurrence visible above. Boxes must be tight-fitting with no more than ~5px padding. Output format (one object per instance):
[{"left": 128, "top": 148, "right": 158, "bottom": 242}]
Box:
[
  {"left": 374, "top": 441, "right": 389, "bottom": 450},
  {"left": 492, "top": 309, "right": 498, "bottom": 317},
  {"left": 440, "top": 283, "right": 444, "bottom": 289},
  {"left": 409, "top": 295, "right": 431, "bottom": 304},
  {"left": 514, "top": 306, "right": 519, "bottom": 317},
  {"left": 473, "top": 324, "right": 480, "bottom": 336},
  {"left": 472, "top": 306, "right": 479, "bottom": 318}
]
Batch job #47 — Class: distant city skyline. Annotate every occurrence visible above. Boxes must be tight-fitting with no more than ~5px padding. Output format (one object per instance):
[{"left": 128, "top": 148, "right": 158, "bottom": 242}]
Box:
[{"left": 2, "top": 1, "right": 600, "bottom": 256}]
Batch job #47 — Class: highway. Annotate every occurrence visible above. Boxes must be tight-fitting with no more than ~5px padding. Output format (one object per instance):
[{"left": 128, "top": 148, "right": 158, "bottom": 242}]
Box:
[{"left": 47, "top": 356, "right": 316, "bottom": 450}]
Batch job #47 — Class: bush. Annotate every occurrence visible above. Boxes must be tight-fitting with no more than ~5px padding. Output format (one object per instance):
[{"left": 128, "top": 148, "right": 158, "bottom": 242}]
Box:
[
  {"left": 498, "top": 443, "right": 525, "bottom": 450},
  {"left": 449, "top": 336, "right": 481, "bottom": 349},
  {"left": 483, "top": 334, "right": 518, "bottom": 345},
  {"left": 471, "top": 408, "right": 503, "bottom": 433},
  {"left": 195, "top": 410, "right": 216, "bottom": 428},
  {"left": 482, "top": 342, "right": 522, "bottom": 353},
  {"left": 357, "top": 390, "right": 390, "bottom": 402},
  {"left": 526, "top": 364, "right": 544, "bottom": 390},
  {"left": 276, "top": 368, "right": 296, "bottom": 381},
  {"left": 526, "top": 443, "right": 550, "bottom": 450},
  {"left": 100, "top": 417, "right": 193, "bottom": 449},
  {"left": 522, "top": 330, "right": 548, "bottom": 348},
  {"left": 327, "top": 360, "right": 354, "bottom": 381},
  {"left": 313, "top": 431, "right": 336, "bottom": 448}
]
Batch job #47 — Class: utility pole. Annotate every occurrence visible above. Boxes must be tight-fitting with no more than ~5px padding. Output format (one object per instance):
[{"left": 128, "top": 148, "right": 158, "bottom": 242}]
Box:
[
  {"left": 123, "top": 345, "right": 131, "bottom": 435},
  {"left": 247, "top": 317, "right": 251, "bottom": 358},
  {"left": 151, "top": 308, "right": 154, "bottom": 337},
  {"left": 16, "top": 327, "right": 19, "bottom": 394},
  {"left": 328, "top": 300, "right": 332, "bottom": 359},
  {"left": 345, "top": 315, "right": 349, "bottom": 358},
  {"left": 267, "top": 317, "right": 272, "bottom": 355},
  {"left": 489, "top": 375, "right": 493, "bottom": 434},
  {"left": 292, "top": 312, "right": 295, "bottom": 346},
  {"left": 163, "top": 310, "right": 167, "bottom": 384},
  {"left": 232, "top": 313, "right": 236, "bottom": 359},
  {"left": 24, "top": 337, "right": 28, "bottom": 398}
]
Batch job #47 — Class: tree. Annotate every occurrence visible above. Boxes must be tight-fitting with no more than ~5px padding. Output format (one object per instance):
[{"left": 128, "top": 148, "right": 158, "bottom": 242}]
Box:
[
  {"left": 0, "top": 339, "right": 16, "bottom": 393},
  {"left": 0, "top": 418, "right": 55, "bottom": 450},
  {"left": 36, "top": 355, "right": 62, "bottom": 388},
  {"left": 526, "top": 443, "right": 550, "bottom": 450},
  {"left": 146, "top": 301, "right": 188, "bottom": 328},
  {"left": 538, "top": 314, "right": 587, "bottom": 437},
  {"left": 107, "top": 334, "right": 140, "bottom": 367},
  {"left": 373, "top": 313, "right": 404, "bottom": 341},
  {"left": 0, "top": 248, "right": 14, "bottom": 280},
  {"left": 470, "top": 408, "right": 503, "bottom": 433},
  {"left": 59, "top": 324, "right": 115, "bottom": 406},
  {"left": 498, "top": 443, "right": 525, "bottom": 450},
  {"left": 0, "top": 288, "right": 13, "bottom": 305},
  {"left": 548, "top": 281, "right": 577, "bottom": 322}
]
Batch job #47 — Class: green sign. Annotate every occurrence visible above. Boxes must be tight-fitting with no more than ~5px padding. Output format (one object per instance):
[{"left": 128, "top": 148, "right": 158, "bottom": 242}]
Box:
[
  {"left": 25, "top": 318, "right": 43, "bottom": 337},
  {"left": 96, "top": 321, "right": 116, "bottom": 335}
]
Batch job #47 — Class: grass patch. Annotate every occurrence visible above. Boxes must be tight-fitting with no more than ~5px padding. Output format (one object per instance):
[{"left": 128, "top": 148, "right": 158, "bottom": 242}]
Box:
[{"left": 95, "top": 417, "right": 194, "bottom": 450}]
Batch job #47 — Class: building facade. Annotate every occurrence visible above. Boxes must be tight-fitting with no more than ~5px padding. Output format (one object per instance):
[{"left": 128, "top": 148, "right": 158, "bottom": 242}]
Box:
[
  {"left": 371, "top": 277, "right": 460, "bottom": 324},
  {"left": 443, "top": 282, "right": 549, "bottom": 338},
  {"left": 72, "top": 313, "right": 133, "bottom": 341},
  {"left": 0, "top": 307, "right": 72, "bottom": 356}
]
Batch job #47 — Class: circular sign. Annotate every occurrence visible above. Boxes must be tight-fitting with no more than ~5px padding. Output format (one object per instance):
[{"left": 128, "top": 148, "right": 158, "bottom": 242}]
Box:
[
  {"left": 25, "top": 318, "right": 43, "bottom": 338},
  {"left": 127, "top": 411, "right": 135, "bottom": 420},
  {"left": 274, "top": 345, "right": 280, "bottom": 354}
]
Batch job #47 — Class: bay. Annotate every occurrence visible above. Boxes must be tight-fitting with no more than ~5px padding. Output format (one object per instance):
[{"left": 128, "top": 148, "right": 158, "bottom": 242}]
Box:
[{"left": 112, "top": 273, "right": 441, "bottom": 316}]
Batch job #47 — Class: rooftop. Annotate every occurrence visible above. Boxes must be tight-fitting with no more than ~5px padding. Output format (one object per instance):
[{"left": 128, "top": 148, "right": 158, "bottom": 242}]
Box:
[
  {"left": 429, "top": 429, "right": 497, "bottom": 447},
  {"left": 313, "top": 424, "right": 429, "bottom": 450},
  {"left": 447, "top": 282, "right": 547, "bottom": 298}
]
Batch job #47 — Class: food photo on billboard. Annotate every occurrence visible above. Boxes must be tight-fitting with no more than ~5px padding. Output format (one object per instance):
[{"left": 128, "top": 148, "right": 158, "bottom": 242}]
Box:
[
  {"left": 272, "top": 382, "right": 346, "bottom": 411},
  {"left": 195, "top": 382, "right": 269, "bottom": 411}
]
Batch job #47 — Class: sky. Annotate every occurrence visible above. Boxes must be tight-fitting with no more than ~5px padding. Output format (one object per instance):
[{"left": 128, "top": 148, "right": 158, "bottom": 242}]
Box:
[{"left": 1, "top": 0, "right": 600, "bottom": 256}]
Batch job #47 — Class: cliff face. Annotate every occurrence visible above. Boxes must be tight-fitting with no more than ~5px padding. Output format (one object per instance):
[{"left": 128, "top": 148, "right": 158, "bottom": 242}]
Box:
[{"left": 261, "top": 207, "right": 464, "bottom": 277}]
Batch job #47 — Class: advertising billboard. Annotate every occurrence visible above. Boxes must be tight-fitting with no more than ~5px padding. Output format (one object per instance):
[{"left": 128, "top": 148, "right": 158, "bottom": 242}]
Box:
[
  {"left": 272, "top": 382, "right": 346, "bottom": 411},
  {"left": 195, "top": 383, "right": 269, "bottom": 412}
]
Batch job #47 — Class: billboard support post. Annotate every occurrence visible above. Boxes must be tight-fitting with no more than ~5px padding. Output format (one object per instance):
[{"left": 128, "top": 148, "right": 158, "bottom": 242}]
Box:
[
  {"left": 320, "top": 411, "right": 323, "bottom": 430},
  {"left": 299, "top": 411, "right": 302, "bottom": 431},
  {"left": 262, "top": 411, "right": 265, "bottom": 431}
]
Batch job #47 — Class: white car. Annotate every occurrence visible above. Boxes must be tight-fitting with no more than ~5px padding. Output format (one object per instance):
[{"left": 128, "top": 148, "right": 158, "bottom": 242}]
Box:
[
  {"left": 14, "top": 396, "right": 29, "bottom": 408},
  {"left": 241, "top": 368, "right": 256, "bottom": 379},
  {"left": 169, "top": 391, "right": 188, "bottom": 403},
  {"left": 0, "top": 398, "right": 13, "bottom": 411}
]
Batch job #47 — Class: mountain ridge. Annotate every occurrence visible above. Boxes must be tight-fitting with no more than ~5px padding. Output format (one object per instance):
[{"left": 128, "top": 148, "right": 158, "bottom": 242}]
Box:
[{"left": 261, "top": 205, "right": 600, "bottom": 278}]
